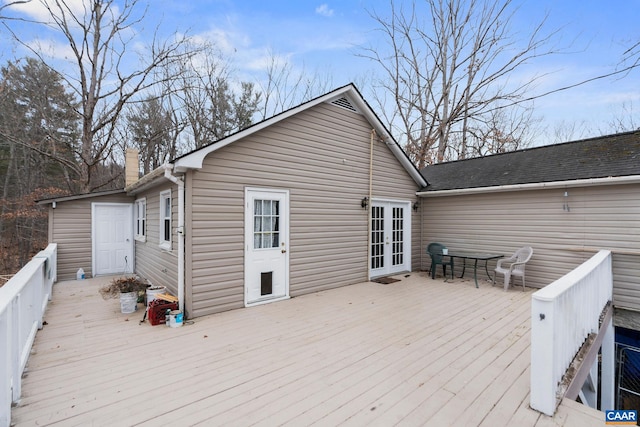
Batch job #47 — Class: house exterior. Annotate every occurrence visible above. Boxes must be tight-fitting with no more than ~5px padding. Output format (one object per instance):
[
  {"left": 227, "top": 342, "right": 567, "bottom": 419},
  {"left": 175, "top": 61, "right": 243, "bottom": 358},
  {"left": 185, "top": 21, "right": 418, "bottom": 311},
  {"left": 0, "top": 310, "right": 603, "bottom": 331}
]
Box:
[
  {"left": 40, "top": 190, "right": 134, "bottom": 281},
  {"left": 39, "top": 84, "right": 427, "bottom": 318},
  {"left": 418, "top": 131, "right": 640, "bottom": 314}
]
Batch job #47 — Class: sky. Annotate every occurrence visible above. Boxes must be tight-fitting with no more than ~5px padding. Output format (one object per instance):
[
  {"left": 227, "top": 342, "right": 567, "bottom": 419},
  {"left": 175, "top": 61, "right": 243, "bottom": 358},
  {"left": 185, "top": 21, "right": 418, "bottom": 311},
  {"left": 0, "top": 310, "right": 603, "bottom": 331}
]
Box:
[{"left": 0, "top": 0, "right": 639, "bottom": 146}]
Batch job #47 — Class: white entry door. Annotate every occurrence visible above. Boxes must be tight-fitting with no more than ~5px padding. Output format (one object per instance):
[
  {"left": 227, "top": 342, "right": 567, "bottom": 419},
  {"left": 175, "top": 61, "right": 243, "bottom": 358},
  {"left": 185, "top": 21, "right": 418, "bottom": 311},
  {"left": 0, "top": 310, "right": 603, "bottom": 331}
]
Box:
[
  {"left": 244, "top": 188, "right": 289, "bottom": 306},
  {"left": 92, "top": 203, "right": 134, "bottom": 276},
  {"left": 370, "top": 200, "right": 411, "bottom": 277}
]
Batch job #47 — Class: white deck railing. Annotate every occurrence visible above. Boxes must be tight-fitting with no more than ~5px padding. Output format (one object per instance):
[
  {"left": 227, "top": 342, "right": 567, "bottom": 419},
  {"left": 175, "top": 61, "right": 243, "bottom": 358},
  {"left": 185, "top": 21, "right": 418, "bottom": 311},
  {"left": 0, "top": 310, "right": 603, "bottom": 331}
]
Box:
[
  {"left": 0, "top": 243, "right": 57, "bottom": 427},
  {"left": 530, "top": 250, "right": 613, "bottom": 416}
]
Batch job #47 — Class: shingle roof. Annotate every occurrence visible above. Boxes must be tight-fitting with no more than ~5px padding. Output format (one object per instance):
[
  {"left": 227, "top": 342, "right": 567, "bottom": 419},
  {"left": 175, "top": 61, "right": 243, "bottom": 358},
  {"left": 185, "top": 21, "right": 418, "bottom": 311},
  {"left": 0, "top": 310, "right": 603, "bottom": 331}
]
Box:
[{"left": 419, "top": 130, "right": 640, "bottom": 191}]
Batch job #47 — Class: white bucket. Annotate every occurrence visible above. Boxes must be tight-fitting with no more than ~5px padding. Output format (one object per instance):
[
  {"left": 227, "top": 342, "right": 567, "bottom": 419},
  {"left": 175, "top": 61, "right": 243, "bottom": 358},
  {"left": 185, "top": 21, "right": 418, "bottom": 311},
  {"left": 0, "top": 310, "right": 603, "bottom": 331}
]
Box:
[
  {"left": 168, "top": 310, "right": 183, "bottom": 328},
  {"left": 120, "top": 292, "right": 138, "bottom": 314},
  {"left": 146, "top": 286, "right": 166, "bottom": 308}
]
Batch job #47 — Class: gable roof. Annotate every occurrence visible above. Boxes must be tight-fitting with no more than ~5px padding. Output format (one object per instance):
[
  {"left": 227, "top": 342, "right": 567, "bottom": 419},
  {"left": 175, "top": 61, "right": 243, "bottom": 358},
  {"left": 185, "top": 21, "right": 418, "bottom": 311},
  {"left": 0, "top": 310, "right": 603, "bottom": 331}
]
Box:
[
  {"left": 418, "top": 130, "right": 640, "bottom": 196},
  {"left": 172, "top": 83, "right": 427, "bottom": 187}
]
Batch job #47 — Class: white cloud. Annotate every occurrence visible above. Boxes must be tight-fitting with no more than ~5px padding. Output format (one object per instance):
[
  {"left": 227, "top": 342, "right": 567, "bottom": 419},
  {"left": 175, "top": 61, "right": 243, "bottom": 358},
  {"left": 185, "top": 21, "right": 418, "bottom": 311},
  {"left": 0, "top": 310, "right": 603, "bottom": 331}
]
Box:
[
  {"left": 5, "top": 0, "right": 91, "bottom": 23},
  {"left": 315, "top": 4, "right": 334, "bottom": 18}
]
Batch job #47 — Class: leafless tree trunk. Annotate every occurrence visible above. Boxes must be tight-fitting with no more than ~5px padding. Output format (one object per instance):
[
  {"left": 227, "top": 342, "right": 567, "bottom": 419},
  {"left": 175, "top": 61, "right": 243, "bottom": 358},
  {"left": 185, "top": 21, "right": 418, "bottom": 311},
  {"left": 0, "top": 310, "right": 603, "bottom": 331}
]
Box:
[{"left": 362, "top": 0, "right": 561, "bottom": 167}]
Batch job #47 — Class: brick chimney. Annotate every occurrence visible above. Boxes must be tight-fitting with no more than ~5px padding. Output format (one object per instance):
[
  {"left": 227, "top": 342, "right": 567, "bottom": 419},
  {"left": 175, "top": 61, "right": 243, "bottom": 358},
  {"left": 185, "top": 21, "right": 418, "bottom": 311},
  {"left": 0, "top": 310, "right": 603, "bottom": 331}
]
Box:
[{"left": 125, "top": 148, "right": 140, "bottom": 188}]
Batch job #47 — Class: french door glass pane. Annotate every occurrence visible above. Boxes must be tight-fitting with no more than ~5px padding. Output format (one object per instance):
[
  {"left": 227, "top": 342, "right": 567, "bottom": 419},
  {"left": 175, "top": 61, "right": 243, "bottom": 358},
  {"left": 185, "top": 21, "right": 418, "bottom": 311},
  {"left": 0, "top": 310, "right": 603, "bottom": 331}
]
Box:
[
  {"left": 371, "top": 206, "right": 384, "bottom": 269},
  {"left": 392, "top": 207, "right": 404, "bottom": 266}
]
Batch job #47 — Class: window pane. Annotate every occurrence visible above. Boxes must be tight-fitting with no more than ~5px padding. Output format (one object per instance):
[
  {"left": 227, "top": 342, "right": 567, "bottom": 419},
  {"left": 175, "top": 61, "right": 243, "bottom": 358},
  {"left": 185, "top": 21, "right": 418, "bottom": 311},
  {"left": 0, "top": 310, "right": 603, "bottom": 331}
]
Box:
[
  {"left": 263, "top": 217, "right": 272, "bottom": 232},
  {"left": 274, "top": 201, "right": 279, "bottom": 216},
  {"left": 264, "top": 201, "right": 272, "bottom": 215},
  {"left": 164, "top": 219, "right": 170, "bottom": 241},
  {"left": 254, "top": 200, "right": 262, "bottom": 215},
  {"left": 254, "top": 234, "right": 261, "bottom": 249}
]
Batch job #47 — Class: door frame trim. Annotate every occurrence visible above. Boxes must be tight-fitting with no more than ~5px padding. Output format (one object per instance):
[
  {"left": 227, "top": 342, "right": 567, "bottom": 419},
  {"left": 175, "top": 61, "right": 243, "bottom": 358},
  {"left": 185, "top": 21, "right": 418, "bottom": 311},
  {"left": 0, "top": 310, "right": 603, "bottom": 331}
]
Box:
[
  {"left": 91, "top": 202, "right": 135, "bottom": 277},
  {"left": 244, "top": 187, "right": 290, "bottom": 307},
  {"left": 369, "top": 198, "right": 412, "bottom": 278}
]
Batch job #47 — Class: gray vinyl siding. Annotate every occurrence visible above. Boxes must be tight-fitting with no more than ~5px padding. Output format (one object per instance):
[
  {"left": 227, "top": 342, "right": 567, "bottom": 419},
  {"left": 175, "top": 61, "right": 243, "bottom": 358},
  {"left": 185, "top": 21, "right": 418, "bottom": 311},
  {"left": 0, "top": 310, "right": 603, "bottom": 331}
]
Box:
[
  {"left": 187, "top": 102, "right": 421, "bottom": 318},
  {"left": 49, "top": 193, "right": 133, "bottom": 281},
  {"left": 420, "top": 184, "right": 640, "bottom": 310},
  {"left": 133, "top": 183, "right": 179, "bottom": 297}
]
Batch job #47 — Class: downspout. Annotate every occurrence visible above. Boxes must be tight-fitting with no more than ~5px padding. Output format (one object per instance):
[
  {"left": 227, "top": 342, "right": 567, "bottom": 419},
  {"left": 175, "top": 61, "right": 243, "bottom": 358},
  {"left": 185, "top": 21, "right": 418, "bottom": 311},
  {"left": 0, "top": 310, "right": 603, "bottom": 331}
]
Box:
[
  {"left": 367, "top": 129, "right": 375, "bottom": 280},
  {"left": 163, "top": 165, "right": 185, "bottom": 315}
]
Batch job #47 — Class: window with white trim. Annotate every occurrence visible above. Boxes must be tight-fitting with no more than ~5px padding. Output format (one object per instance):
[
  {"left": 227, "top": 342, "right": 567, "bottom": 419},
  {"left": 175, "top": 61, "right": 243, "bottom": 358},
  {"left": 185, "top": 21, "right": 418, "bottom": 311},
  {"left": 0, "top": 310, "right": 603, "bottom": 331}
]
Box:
[
  {"left": 159, "top": 190, "right": 171, "bottom": 250},
  {"left": 135, "top": 198, "right": 146, "bottom": 241}
]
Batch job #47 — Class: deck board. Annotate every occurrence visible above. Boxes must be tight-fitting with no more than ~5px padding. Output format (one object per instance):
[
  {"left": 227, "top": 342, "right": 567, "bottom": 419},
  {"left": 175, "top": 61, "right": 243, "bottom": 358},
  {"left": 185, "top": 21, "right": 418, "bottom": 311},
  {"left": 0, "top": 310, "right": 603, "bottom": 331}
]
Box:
[{"left": 11, "top": 273, "right": 604, "bottom": 426}]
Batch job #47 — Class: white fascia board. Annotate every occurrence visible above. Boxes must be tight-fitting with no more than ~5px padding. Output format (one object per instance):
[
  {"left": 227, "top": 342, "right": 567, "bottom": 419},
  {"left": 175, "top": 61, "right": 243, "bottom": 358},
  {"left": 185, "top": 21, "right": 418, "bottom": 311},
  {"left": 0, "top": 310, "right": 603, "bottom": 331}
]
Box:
[{"left": 417, "top": 175, "right": 640, "bottom": 197}]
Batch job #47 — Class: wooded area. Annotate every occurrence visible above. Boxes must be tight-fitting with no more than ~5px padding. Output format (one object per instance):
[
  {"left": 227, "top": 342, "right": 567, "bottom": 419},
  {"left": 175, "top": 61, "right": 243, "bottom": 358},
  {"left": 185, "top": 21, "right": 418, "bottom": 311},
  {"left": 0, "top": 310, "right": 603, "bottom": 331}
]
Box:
[{"left": 0, "top": 0, "right": 637, "bottom": 280}]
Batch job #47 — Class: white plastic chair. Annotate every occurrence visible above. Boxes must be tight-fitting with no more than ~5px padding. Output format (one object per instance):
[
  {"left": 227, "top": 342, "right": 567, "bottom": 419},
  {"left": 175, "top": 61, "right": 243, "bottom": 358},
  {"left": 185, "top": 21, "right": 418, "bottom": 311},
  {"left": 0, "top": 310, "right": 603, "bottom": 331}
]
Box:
[{"left": 494, "top": 246, "right": 533, "bottom": 291}]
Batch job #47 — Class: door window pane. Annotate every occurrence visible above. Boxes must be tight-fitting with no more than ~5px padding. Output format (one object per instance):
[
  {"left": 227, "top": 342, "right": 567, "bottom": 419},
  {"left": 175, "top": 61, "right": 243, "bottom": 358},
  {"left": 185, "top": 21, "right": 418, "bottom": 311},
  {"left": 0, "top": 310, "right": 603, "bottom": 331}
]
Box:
[{"left": 253, "top": 199, "right": 280, "bottom": 249}]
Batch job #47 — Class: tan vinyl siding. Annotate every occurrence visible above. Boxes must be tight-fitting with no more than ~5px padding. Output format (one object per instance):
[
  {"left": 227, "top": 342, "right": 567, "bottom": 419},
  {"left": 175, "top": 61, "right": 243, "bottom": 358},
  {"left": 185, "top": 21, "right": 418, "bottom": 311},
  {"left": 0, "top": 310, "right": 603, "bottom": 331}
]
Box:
[
  {"left": 50, "top": 193, "right": 133, "bottom": 281},
  {"left": 134, "top": 183, "right": 179, "bottom": 296},
  {"left": 187, "top": 102, "right": 420, "bottom": 317},
  {"left": 420, "top": 184, "right": 640, "bottom": 310}
]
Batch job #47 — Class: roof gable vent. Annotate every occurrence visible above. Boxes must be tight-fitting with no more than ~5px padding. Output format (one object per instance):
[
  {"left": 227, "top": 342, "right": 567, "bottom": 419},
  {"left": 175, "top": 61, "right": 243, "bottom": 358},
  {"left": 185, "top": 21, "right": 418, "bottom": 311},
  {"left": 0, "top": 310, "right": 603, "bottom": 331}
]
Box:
[{"left": 330, "top": 96, "right": 359, "bottom": 113}]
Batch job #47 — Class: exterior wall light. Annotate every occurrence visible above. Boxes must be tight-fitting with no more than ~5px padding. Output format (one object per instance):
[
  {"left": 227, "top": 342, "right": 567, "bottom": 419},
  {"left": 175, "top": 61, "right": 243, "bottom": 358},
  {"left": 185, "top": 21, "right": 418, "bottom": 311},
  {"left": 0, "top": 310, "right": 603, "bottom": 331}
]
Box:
[
  {"left": 361, "top": 197, "right": 369, "bottom": 209},
  {"left": 563, "top": 191, "right": 570, "bottom": 212}
]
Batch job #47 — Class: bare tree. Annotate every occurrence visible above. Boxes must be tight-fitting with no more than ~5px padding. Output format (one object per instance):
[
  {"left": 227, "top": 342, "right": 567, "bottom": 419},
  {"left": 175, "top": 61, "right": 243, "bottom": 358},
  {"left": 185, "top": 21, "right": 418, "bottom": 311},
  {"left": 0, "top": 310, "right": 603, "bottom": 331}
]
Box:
[
  {"left": 125, "top": 97, "right": 176, "bottom": 174},
  {"left": 362, "top": 0, "right": 562, "bottom": 167},
  {"left": 608, "top": 101, "right": 639, "bottom": 134},
  {"left": 619, "top": 41, "right": 640, "bottom": 78},
  {"left": 159, "top": 42, "right": 261, "bottom": 149},
  {"left": 258, "top": 48, "right": 334, "bottom": 119},
  {"left": 4, "top": 0, "right": 192, "bottom": 192}
]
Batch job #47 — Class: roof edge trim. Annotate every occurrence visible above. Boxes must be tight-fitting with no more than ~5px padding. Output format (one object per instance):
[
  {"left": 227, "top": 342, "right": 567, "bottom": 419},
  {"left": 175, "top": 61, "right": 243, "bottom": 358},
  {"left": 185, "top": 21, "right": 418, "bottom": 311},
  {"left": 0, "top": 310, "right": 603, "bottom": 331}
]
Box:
[
  {"left": 417, "top": 175, "right": 640, "bottom": 197},
  {"left": 36, "top": 189, "right": 127, "bottom": 205}
]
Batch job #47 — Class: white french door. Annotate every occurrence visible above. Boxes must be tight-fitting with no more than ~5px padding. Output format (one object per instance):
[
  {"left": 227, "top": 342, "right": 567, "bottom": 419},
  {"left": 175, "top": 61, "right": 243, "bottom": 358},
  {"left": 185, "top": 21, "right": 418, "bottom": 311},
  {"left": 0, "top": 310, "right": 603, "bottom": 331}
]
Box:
[
  {"left": 370, "top": 200, "right": 411, "bottom": 277},
  {"left": 244, "top": 188, "right": 289, "bottom": 306}
]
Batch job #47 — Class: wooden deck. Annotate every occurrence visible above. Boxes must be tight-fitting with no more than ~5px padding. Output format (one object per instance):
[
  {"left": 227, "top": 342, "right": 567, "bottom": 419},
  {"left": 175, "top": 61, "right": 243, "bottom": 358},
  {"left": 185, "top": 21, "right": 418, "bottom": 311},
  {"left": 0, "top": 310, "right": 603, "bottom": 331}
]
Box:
[{"left": 12, "top": 273, "right": 603, "bottom": 426}]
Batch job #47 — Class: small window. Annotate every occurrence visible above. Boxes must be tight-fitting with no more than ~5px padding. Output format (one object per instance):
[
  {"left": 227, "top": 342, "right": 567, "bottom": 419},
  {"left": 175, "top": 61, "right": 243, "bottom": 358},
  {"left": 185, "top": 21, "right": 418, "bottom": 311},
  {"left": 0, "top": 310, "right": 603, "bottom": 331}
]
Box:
[
  {"left": 253, "top": 199, "right": 280, "bottom": 249},
  {"left": 135, "top": 198, "right": 146, "bottom": 241},
  {"left": 159, "top": 190, "right": 171, "bottom": 250}
]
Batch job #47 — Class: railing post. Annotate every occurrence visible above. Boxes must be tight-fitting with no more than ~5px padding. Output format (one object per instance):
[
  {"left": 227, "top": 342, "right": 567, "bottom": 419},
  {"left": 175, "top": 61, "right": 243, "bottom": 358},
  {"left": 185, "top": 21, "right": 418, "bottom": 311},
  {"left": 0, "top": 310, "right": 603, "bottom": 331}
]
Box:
[
  {"left": 10, "top": 297, "right": 20, "bottom": 402},
  {"left": 0, "top": 302, "right": 11, "bottom": 427},
  {"left": 601, "top": 320, "right": 615, "bottom": 410},
  {"left": 531, "top": 296, "right": 558, "bottom": 416}
]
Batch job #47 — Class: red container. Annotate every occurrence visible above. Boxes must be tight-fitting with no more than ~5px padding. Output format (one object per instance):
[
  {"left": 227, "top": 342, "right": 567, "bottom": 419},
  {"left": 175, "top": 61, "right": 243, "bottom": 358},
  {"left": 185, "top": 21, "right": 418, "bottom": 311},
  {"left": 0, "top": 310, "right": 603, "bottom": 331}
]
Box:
[{"left": 148, "top": 299, "right": 178, "bottom": 326}]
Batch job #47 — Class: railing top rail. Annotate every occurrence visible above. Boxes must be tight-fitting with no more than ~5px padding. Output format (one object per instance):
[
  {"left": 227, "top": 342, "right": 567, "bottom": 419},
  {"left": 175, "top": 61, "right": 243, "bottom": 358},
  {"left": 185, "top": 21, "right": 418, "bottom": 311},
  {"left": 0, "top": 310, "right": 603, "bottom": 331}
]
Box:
[{"left": 532, "top": 250, "right": 612, "bottom": 302}]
